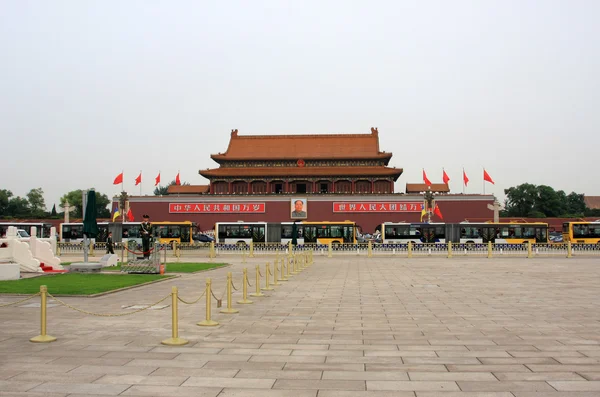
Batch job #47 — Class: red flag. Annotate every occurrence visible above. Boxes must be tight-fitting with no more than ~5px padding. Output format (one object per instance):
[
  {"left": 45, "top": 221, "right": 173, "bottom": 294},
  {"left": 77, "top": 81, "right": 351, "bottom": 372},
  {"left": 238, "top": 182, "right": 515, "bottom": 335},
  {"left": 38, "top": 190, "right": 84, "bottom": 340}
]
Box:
[
  {"left": 175, "top": 172, "right": 181, "bottom": 186},
  {"left": 483, "top": 169, "right": 495, "bottom": 184},
  {"left": 422, "top": 169, "right": 432, "bottom": 186},
  {"left": 434, "top": 204, "right": 443, "bottom": 220},
  {"left": 134, "top": 173, "right": 142, "bottom": 186},
  {"left": 155, "top": 172, "right": 161, "bottom": 186},
  {"left": 442, "top": 169, "right": 450, "bottom": 184},
  {"left": 463, "top": 169, "right": 469, "bottom": 187},
  {"left": 127, "top": 208, "right": 134, "bottom": 222},
  {"left": 113, "top": 172, "right": 123, "bottom": 185}
]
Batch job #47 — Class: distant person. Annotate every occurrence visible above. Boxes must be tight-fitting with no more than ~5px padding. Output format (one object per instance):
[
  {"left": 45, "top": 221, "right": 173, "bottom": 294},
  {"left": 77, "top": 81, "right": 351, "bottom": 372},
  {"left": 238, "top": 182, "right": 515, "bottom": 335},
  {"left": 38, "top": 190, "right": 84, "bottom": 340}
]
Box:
[
  {"left": 291, "top": 200, "right": 307, "bottom": 218},
  {"left": 106, "top": 232, "right": 115, "bottom": 255},
  {"left": 140, "top": 214, "right": 153, "bottom": 259}
]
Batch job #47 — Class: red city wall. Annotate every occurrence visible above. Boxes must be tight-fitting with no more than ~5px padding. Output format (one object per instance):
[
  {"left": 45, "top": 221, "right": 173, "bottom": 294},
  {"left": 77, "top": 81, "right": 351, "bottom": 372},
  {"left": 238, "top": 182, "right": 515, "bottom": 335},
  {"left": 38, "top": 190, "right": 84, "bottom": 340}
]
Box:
[{"left": 123, "top": 196, "right": 495, "bottom": 233}]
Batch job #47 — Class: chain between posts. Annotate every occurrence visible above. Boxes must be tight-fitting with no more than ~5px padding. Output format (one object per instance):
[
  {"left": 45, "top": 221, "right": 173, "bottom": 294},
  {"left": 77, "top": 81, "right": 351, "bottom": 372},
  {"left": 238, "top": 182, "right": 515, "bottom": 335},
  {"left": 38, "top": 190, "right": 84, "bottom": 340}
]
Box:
[
  {"left": 47, "top": 293, "right": 172, "bottom": 317},
  {"left": 210, "top": 286, "right": 226, "bottom": 302},
  {"left": 0, "top": 293, "right": 41, "bottom": 308},
  {"left": 177, "top": 286, "right": 207, "bottom": 305}
]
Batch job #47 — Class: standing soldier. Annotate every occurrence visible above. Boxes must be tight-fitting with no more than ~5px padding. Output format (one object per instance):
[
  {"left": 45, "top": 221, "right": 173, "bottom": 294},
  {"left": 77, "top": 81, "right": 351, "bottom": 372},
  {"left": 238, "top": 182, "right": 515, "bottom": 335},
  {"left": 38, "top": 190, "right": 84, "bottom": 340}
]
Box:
[
  {"left": 106, "top": 232, "right": 115, "bottom": 255},
  {"left": 141, "top": 214, "right": 153, "bottom": 259}
]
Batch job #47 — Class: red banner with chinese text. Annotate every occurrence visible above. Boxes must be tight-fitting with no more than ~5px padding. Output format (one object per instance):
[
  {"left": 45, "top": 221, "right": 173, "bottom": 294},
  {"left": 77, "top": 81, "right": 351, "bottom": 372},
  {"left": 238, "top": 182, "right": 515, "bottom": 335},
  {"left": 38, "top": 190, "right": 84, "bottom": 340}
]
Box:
[
  {"left": 333, "top": 202, "right": 422, "bottom": 212},
  {"left": 169, "top": 203, "right": 266, "bottom": 213}
]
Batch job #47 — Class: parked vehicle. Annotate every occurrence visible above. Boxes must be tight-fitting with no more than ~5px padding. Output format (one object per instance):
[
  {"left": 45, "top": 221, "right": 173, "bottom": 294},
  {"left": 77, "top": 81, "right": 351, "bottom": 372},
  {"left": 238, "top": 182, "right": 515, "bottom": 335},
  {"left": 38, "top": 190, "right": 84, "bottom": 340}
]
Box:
[{"left": 193, "top": 233, "right": 214, "bottom": 243}]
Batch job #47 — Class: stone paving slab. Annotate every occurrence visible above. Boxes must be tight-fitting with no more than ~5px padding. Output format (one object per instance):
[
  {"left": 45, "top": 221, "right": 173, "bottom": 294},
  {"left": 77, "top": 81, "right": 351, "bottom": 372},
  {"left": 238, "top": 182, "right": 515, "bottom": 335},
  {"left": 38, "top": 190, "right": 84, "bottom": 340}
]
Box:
[{"left": 2, "top": 256, "right": 600, "bottom": 396}]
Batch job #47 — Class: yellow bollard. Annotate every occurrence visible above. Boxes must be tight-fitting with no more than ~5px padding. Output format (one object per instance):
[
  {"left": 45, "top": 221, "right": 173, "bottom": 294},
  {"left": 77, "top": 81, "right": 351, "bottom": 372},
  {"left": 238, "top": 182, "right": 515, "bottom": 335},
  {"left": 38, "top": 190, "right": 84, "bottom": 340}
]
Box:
[
  {"left": 288, "top": 240, "right": 292, "bottom": 254},
  {"left": 286, "top": 256, "right": 291, "bottom": 278},
  {"left": 30, "top": 285, "right": 57, "bottom": 343},
  {"left": 250, "top": 265, "right": 265, "bottom": 297},
  {"left": 272, "top": 258, "right": 280, "bottom": 286},
  {"left": 291, "top": 255, "right": 299, "bottom": 275},
  {"left": 487, "top": 241, "right": 492, "bottom": 258},
  {"left": 209, "top": 241, "right": 215, "bottom": 259},
  {"left": 447, "top": 241, "right": 453, "bottom": 258},
  {"left": 262, "top": 263, "right": 274, "bottom": 291},
  {"left": 197, "top": 278, "right": 219, "bottom": 326},
  {"left": 328, "top": 241, "right": 332, "bottom": 258},
  {"left": 527, "top": 241, "right": 533, "bottom": 258},
  {"left": 162, "top": 287, "right": 189, "bottom": 345},
  {"left": 368, "top": 240, "right": 373, "bottom": 257},
  {"left": 56, "top": 244, "right": 61, "bottom": 256},
  {"left": 279, "top": 258, "right": 288, "bottom": 281},
  {"left": 407, "top": 241, "right": 412, "bottom": 258},
  {"left": 237, "top": 268, "right": 253, "bottom": 304},
  {"left": 221, "top": 272, "right": 239, "bottom": 314},
  {"left": 567, "top": 241, "right": 572, "bottom": 258},
  {"left": 249, "top": 241, "right": 254, "bottom": 258},
  {"left": 90, "top": 241, "right": 94, "bottom": 256}
]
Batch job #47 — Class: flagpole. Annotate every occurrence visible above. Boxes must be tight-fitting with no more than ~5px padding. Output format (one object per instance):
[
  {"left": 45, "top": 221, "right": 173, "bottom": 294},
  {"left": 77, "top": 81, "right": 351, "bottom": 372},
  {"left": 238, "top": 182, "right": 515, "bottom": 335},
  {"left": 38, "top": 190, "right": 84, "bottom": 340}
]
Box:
[
  {"left": 121, "top": 170, "right": 125, "bottom": 223},
  {"left": 482, "top": 166, "right": 485, "bottom": 195},
  {"left": 462, "top": 168, "right": 465, "bottom": 194}
]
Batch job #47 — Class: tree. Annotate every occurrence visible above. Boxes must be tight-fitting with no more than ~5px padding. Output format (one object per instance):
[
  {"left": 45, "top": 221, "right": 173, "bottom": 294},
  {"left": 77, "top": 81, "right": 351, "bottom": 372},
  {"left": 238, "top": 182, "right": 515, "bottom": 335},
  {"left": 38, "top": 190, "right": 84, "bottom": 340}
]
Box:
[
  {"left": 154, "top": 179, "right": 190, "bottom": 195},
  {"left": 0, "top": 189, "right": 13, "bottom": 217},
  {"left": 503, "top": 183, "right": 588, "bottom": 218},
  {"left": 51, "top": 204, "right": 57, "bottom": 216},
  {"left": 60, "top": 189, "right": 111, "bottom": 219},
  {"left": 535, "top": 185, "right": 565, "bottom": 218},
  {"left": 503, "top": 183, "right": 538, "bottom": 217},
  {"left": 6, "top": 196, "right": 30, "bottom": 218},
  {"left": 566, "top": 192, "right": 586, "bottom": 215},
  {"left": 26, "top": 188, "right": 46, "bottom": 218}
]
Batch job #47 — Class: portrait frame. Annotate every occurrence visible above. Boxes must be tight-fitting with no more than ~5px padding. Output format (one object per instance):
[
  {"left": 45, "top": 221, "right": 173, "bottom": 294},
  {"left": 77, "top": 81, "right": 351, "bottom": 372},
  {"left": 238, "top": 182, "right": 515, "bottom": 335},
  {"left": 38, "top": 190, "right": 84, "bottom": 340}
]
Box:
[{"left": 290, "top": 198, "right": 308, "bottom": 219}]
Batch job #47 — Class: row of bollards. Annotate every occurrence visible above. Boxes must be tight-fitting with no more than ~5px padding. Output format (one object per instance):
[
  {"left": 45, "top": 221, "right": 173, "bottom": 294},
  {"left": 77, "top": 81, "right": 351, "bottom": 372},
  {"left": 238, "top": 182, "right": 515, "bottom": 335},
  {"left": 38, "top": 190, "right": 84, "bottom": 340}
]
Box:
[{"left": 27, "top": 252, "right": 314, "bottom": 346}]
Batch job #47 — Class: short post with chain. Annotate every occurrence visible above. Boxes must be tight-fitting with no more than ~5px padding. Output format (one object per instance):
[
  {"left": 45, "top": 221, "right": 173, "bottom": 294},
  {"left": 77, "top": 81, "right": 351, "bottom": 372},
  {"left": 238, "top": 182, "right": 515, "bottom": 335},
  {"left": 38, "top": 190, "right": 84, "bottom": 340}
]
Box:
[
  {"left": 279, "top": 258, "right": 288, "bottom": 281},
  {"left": 262, "top": 263, "right": 274, "bottom": 291},
  {"left": 162, "top": 287, "right": 189, "bottom": 345},
  {"left": 30, "top": 286, "right": 56, "bottom": 343},
  {"left": 250, "top": 265, "right": 265, "bottom": 297},
  {"left": 237, "top": 268, "right": 253, "bottom": 304},
  {"left": 197, "top": 278, "right": 219, "bottom": 326},
  {"left": 220, "top": 272, "right": 239, "bottom": 314}
]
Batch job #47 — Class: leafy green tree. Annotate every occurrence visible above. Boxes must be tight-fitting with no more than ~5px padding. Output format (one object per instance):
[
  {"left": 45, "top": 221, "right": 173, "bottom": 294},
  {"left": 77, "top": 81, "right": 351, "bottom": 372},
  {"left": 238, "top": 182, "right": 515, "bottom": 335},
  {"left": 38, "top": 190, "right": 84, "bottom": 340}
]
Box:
[
  {"left": 154, "top": 180, "right": 190, "bottom": 195},
  {"left": 0, "top": 189, "right": 13, "bottom": 217},
  {"left": 503, "top": 183, "right": 538, "bottom": 217},
  {"left": 6, "top": 196, "right": 30, "bottom": 218},
  {"left": 535, "top": 185, "right": 566, "bottom": 218},
  {"left": 26, "top": 188, "right": 46, "bottom": 218},
  {"left": 503, "top": 183, "right": 588, "bottom": 218},
  {"left": 566, "top": 192, "right": 586, "bottom": 215},
  {"left": 59, "top": 189, "right": 111, "bottom": 218}
]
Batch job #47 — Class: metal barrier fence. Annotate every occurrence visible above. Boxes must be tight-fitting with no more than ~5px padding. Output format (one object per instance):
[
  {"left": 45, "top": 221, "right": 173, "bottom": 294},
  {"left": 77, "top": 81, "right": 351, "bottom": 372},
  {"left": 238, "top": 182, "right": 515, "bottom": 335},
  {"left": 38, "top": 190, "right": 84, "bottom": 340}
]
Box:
[{"left": 54, "top": 241, "right": 600, "bottom": 258}]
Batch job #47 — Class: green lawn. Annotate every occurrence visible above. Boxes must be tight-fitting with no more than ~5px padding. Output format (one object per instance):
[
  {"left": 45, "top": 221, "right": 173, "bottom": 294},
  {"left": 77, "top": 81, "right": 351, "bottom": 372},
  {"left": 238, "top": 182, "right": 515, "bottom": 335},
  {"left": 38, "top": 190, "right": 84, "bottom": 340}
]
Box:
[
  {"left": 0, "top": 273, "right": 172, "bottom": 295},
  {"left": 102, "top": 262, "right": 227, "bottom": 273}
]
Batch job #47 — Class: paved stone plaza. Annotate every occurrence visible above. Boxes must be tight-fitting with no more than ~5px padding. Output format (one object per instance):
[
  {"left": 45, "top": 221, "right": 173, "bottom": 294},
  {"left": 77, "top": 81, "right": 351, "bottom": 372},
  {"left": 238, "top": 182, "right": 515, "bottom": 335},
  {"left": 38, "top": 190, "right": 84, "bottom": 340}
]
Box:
[{"left": 1, "top": 255, "right": 600, "bottom": 396}]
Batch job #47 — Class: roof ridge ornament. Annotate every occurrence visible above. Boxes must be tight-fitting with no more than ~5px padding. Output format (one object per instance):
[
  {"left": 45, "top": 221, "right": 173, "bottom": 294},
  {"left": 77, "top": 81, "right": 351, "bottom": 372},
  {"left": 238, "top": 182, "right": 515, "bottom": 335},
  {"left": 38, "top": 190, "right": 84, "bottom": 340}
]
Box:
[
  {"left": 370, "top": 127, "right": 378, "bottom": 135},
  {"left": 231, "top": 129, "right": 238, "bottom": 137}
]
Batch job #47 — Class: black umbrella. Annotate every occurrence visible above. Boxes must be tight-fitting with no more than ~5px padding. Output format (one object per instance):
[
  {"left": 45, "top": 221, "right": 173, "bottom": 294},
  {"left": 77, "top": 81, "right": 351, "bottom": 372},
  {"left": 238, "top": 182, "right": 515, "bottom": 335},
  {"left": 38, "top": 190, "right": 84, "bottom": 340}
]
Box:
[
  {"left": 291, "top": 221, "right": 298, "bottom": 246},
  {"left": 82, "top": 190, "right": 99, "bottom": 238}
]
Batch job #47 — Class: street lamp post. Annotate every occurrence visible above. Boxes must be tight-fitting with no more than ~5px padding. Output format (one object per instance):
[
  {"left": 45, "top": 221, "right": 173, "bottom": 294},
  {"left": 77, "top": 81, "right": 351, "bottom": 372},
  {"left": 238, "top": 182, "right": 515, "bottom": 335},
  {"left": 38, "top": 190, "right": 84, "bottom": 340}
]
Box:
[{"left": 421, "top": 187, "right": 438, "bottom": 223}]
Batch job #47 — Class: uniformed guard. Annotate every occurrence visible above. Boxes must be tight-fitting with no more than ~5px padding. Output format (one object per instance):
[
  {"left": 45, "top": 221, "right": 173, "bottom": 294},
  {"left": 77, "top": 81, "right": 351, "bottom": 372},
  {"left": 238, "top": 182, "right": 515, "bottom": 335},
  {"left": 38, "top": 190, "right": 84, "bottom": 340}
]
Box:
[
  {"left": 106, "top": 232, "right": 115, "bottom": 254},
  {"left": 141, "top": 214, "right": 153, "bottom": 259}
]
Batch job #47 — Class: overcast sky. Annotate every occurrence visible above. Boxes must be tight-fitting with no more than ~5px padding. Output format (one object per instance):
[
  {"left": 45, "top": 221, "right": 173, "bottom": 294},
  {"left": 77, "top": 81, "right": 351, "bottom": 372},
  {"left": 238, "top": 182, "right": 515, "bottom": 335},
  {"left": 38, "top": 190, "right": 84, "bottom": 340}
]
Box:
[{"left": 1, "top": 0, "right": 598, "bottom": 210}]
